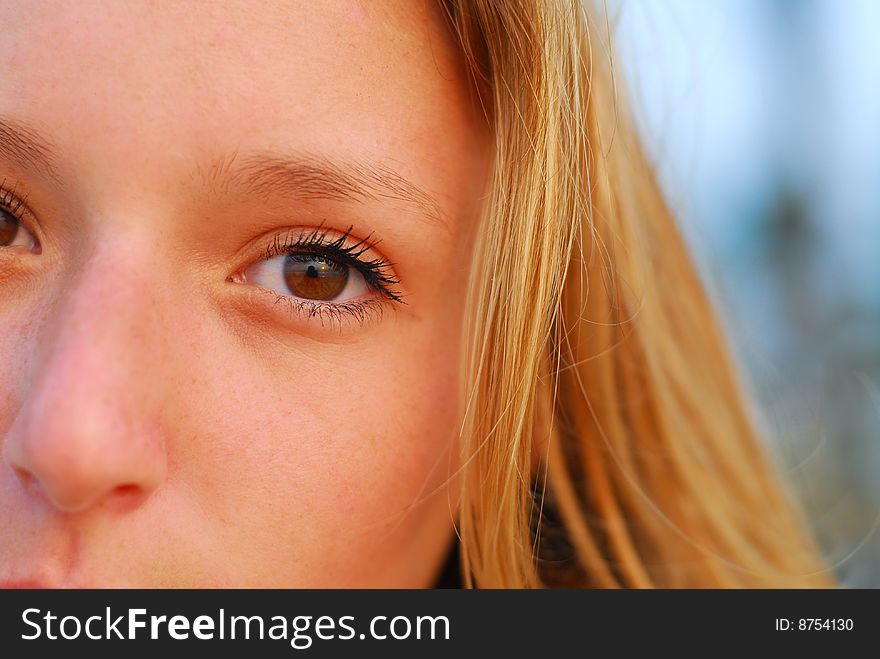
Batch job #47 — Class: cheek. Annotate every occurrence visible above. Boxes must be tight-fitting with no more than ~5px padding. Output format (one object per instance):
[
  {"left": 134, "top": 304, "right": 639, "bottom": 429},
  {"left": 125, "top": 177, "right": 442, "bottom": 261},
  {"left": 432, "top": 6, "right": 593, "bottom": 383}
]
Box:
[
  {"left": 0, "top": 291, "right": 50, "bottom": 434},
  {"left": 173, "top": 313, "right": 463, "bottom": 582}
]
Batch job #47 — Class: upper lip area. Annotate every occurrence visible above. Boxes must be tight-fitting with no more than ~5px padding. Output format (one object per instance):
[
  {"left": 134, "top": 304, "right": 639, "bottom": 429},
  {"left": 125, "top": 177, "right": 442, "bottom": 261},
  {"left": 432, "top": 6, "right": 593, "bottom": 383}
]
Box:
[
  {"left": 0, "top": 579, "right": 54, "bottom": 589},
  {"left": 0, "top": 566, "right": 85, "bottom": 589}
]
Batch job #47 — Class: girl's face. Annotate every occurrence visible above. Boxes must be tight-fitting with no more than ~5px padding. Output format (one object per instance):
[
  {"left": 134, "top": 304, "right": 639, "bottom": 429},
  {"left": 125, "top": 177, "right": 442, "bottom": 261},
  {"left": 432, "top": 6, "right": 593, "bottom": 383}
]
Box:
[{"left": 0, "top": 1, "right": 489, "bottom": 587}]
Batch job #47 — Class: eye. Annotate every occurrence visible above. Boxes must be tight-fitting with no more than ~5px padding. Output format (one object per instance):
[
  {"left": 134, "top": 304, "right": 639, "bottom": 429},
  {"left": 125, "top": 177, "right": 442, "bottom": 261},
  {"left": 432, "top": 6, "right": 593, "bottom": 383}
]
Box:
[
  {"left": 0, "top": 204, "right": 37, "bottom": 251},
  {"left": 233, "top": 226, "right": 404, "bottom": 328},
  {"left": 244, "top": 251, "right": 370, "bottom": 302}
]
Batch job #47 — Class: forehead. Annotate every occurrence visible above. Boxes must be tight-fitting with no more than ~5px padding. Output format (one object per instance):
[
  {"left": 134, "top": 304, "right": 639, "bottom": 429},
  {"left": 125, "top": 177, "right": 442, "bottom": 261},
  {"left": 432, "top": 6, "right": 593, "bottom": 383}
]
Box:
[{"left": 0, "top": 0, "right": 478, "bottom": 197}]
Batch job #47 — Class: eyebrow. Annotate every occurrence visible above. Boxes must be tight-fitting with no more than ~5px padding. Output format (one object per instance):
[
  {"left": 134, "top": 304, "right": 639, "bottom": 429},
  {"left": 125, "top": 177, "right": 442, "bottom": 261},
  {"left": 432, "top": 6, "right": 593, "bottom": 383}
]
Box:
[
  {"left": 0, "top": 117, "right": 63, "bottom": 186},
  {"left": 0, "top": 116, "right": 445, "bottom": 226},
  {"left": 204, "top": 151, "right": 445, "bottom": 226}
]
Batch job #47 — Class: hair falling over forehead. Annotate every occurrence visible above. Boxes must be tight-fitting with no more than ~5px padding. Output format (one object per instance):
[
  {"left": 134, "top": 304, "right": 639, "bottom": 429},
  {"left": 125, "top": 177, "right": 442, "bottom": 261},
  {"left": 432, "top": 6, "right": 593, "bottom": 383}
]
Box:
[{"left": 441, "top": 0, "right": 835, "bottom": 588}]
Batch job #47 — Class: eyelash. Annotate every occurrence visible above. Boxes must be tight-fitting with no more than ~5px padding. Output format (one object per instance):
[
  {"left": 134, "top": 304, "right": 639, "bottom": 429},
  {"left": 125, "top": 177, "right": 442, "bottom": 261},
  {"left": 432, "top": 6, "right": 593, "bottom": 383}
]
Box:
[
  {"left": 255, "top": 224, "right": 405, "bottom": 326},
  {"left": 0, "top": 180, "right": 29, "bottom": 222}
]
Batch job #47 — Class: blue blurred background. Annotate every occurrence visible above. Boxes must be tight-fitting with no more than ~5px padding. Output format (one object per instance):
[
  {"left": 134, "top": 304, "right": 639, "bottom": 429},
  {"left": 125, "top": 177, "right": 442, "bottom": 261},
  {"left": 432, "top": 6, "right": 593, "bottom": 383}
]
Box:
[{"left": 613, "top": 0, "right": 880, "bottom": 586}]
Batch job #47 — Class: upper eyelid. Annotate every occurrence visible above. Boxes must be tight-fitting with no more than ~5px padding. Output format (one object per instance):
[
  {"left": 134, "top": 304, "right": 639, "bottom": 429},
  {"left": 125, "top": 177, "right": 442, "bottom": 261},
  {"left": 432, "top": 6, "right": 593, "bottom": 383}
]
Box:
[
  {"left": 235, "top": 226, "right": 404, "bottom": 303},
  {"left": 0, "top": 183, "right": 42, "bottom": 248},
  {"left": 0, "top": 182, "right": 32, "bottom": 221},
  {"left": 260, "top": 227, "right": 382, "bottom": 273},
  {"left": 263, "top": 224, "right": 378, "bottom": 257}
]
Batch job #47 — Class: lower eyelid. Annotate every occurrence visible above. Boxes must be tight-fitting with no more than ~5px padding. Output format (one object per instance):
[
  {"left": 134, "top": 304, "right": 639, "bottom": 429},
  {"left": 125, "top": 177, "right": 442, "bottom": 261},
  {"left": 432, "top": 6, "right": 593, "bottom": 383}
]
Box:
[
  {"left": 227, "top": 278, "right": 390, "bottom": 330},
  {"left": 276, "top": 295, "right": 387, "bottom": 324},
  {"left": 274, "top": 296, "right": 391, "bottom": 331}
]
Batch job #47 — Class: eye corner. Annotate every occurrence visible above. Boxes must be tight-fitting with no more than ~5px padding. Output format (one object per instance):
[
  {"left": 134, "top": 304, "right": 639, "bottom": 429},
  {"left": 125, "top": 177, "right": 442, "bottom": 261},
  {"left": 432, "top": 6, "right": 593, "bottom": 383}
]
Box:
[{"left": 0, "top": 216, "right": 42, "bottom": 255}]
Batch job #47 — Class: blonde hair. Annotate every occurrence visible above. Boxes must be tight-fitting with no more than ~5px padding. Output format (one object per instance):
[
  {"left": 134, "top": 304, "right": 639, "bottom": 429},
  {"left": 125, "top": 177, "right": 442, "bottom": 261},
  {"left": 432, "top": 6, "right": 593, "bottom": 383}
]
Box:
[{"left": 443, "top": 0, "right": 834, "bottom": 587}]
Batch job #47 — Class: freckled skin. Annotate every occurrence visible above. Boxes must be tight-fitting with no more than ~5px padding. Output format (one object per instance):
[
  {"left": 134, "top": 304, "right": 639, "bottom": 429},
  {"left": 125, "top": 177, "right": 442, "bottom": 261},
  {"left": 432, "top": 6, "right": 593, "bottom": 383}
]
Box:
[{"left": 0, "top": 0, "right": 490, "bottom": 587}]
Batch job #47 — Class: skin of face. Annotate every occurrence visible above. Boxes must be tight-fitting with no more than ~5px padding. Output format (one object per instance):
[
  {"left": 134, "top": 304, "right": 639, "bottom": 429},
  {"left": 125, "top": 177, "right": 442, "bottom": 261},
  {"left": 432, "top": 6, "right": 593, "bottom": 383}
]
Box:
[{"left": 0, "top": 0, "right": 490, "bottom": 587}]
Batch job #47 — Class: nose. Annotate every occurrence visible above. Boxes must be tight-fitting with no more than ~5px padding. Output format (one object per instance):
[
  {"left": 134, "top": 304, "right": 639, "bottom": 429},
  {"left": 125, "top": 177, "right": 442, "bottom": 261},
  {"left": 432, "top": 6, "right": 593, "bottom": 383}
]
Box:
[{"left": 2, "top": 242, "right": 169, "bottom": 514}]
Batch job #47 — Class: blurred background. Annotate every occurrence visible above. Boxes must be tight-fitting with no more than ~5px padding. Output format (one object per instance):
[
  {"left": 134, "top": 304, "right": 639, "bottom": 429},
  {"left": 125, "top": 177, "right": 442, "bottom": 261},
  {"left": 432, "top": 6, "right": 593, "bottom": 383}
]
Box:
[{"left": 612, "top": 0, "right": 879, "bottom": 586}]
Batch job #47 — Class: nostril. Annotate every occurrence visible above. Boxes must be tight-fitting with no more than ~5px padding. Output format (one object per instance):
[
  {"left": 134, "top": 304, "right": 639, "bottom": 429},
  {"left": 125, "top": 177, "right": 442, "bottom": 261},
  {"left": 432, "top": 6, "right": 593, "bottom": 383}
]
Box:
[
  {"left": 108, "top": 483, "right": 150, "bottom": 512},
  {"left": 3, "top": 410, "right": 167, "bottom": 513},
  {"left": 113, "top": 484, "right": 141, "bottom": 498},
  {"left": 11, "top": 465, "right": 39, "bottom": 492}
]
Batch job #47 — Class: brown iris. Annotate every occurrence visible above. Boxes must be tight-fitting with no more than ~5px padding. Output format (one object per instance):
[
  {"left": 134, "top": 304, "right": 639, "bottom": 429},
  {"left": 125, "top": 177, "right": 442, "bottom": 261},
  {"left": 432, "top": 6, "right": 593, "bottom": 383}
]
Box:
[
  {"left": 0, "top": 211, "right": 19, "bottom": 246},
  {"left": 283, "top": 253, "right": 349, "bottom": 301}
]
